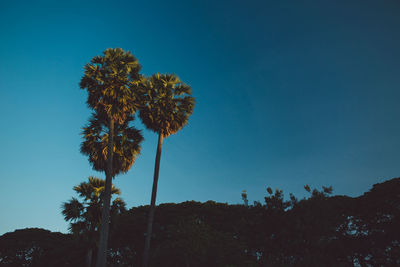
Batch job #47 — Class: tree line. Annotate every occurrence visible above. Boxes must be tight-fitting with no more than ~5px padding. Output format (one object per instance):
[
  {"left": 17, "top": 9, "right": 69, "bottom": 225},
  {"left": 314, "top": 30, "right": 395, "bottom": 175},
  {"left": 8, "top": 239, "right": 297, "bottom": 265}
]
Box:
[{"left": 1, "top": 177, "right": 399, "bottom": 266}]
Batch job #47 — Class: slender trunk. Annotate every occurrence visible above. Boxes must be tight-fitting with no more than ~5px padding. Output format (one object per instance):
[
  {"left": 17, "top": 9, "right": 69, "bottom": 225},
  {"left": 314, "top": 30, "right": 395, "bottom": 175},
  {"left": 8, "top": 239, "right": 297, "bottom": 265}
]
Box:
[
  {"left": 95, "top": 118, "right": 114, "bottom": 267},
  {"left": 185, "top": 254, "right": 190, "bottom": 267},
  {"left": 142, "top": 133, "right": 164, "bottom": 267},
  {"left": 86, "top": 247, "right": 93, "bottom": 267}
]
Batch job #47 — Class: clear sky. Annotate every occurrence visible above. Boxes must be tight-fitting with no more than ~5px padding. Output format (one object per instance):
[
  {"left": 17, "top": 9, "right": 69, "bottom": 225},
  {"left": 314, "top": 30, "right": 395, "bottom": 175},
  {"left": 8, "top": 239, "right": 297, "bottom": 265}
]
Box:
[{"left": 1, "top": 0, "right": 400, "bottom": 235}]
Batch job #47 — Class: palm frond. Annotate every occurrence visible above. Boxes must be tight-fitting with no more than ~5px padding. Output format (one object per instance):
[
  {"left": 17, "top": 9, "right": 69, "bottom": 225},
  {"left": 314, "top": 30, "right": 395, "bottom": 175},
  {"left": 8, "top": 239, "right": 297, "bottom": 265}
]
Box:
[{"left": 62, "top": 198, "right": 84, "bottom": 222}]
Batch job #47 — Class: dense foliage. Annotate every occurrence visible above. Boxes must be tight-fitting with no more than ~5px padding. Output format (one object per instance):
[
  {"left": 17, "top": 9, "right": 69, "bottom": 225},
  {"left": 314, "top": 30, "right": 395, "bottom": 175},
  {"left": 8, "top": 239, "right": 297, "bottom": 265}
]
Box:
[
  {"left": 81, "top": 114, "right": 143, "bottom": 177},
  {"left": 1, "top": 178, "right": 399, "bottom": 266},
  {"left": 138, "top": 73, "right": 195, "bottom": 137},
  {"left": 0, "top": 229, "right": 82, "bottom": 266},
  {"left": 79, "top": 48, "right": 142, "bottom": 124}
]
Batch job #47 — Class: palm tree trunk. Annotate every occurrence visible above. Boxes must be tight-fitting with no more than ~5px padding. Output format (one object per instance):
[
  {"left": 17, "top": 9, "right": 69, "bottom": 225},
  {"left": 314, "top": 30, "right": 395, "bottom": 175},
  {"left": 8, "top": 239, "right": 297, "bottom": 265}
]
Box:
[
  {"left": 95, "top": 118, "right": 114, "bottom": 267},
  {"left": 142, "top": 133, "right": 164, "bottom": 267},
  {"left": 86, "top": 247, "right": 93, "bottom": 267}
]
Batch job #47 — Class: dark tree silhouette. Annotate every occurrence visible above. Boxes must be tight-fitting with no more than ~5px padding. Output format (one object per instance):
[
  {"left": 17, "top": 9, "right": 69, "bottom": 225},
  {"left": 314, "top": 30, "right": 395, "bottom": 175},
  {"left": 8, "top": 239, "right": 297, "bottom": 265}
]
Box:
[
  {"left": 2, "top": 178, "right": 399, "bottom": 266},
  {"left": 0, "top": 228, "right": 81, "bottom": 266}
]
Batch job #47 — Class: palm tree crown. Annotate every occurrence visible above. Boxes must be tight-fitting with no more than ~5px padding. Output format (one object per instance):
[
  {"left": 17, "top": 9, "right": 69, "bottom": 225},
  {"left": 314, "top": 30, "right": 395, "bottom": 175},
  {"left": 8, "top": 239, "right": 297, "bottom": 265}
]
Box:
[
  {"left": 62, "top": 176, "right": 125, "bottom": 236},
  {"left": 62, "top": 177, "right": 125, "bottom": 266},
  {"left": 80, "top": 113, "right": 143, "bottom": 177},
  {"left": 80, "top": 48, "right": 142, "bottom": 124},
  {"left": 139, "top": 73, "right": 195, "bottom": 137}
]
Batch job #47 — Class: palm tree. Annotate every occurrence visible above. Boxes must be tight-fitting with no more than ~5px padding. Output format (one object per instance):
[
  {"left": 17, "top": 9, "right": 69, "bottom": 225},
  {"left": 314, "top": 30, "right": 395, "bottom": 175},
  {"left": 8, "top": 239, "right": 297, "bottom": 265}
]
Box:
[
  {"left": 62, "top": 177, "right": 126, "bottom": 267},
  {"left": 79, "top": 48, "right": 143, "bottom": 267},
  {"left": 80, "top": 113, "right": 143, "bottom": 265},
  {"left": 139, "top": 73, "right": 195, "bottom": 267}
]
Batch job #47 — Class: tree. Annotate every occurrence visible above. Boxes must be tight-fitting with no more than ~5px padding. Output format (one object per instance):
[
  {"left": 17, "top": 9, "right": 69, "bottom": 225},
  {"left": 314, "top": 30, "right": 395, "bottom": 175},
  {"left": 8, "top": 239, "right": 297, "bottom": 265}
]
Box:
[
  {"left": 62, "top": 177, "right": 126, "bottom": 267},
  {"left": 0, "top": 228, "right": 81, "bottom": 267},
  {"left": 139, "top": 73, "right": 195, "bottom": 267},
  {"left": 79, "top": 48, "right": 143, "bottom": 267},
  {"left": 348, "top": 178, "right": 400, "bottom": 265}
]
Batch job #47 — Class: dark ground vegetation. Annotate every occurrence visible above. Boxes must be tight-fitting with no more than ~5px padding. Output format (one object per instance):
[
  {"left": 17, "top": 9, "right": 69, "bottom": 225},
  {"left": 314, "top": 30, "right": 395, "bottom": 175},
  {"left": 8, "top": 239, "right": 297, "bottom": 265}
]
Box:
[{"left": 1, "top": 178, "right": 399, "bottom": 266}]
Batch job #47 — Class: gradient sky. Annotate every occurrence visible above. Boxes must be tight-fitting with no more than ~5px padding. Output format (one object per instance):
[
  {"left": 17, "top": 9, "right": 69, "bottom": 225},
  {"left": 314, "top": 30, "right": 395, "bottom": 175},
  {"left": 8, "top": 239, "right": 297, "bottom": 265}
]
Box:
[{"left": 1, "top": 0, "right": 400, "bottom": 235}]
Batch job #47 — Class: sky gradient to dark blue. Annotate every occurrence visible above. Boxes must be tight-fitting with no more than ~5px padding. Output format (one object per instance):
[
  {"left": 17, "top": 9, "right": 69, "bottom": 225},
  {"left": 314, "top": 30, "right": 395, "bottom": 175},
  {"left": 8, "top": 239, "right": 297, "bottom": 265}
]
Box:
[{"left": 1, "top": 0, "right": 400, "bottom": 234}]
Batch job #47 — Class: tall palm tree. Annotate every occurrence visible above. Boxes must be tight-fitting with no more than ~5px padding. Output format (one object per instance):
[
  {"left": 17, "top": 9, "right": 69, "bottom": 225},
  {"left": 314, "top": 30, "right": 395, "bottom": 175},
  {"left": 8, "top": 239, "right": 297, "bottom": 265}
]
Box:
[
  {"left": 139, "top": 73, "right": 195, "bottom": 267},
  {"left": 62, "top": 177, "right": 126, "bottom": 267},
  {"left": 80, "top": 113, "right": 143, "bottom": 265},
  {"left": 79, "top": 48, "right": 143, "bottom": 267}
]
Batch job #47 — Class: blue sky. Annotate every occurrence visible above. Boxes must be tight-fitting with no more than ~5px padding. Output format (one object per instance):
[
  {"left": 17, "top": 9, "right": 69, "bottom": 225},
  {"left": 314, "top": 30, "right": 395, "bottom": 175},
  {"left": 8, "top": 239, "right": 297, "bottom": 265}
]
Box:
[{"left": 1, "top": 0, "right": 400, "bottom": 234}]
